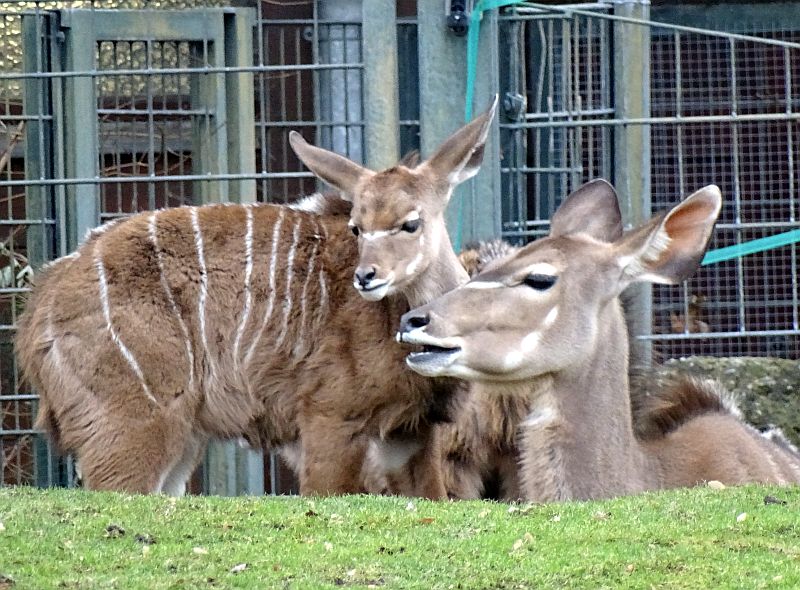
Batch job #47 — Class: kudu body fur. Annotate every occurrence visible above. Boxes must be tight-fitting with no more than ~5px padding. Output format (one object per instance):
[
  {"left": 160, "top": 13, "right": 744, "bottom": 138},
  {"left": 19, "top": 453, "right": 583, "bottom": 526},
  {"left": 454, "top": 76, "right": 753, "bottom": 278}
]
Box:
[
  {"left": 16, "top": 102, "right": 498, "bottom": 496},
  {"left": 399, "top": 181, "right": 800, "bottom": 501}
]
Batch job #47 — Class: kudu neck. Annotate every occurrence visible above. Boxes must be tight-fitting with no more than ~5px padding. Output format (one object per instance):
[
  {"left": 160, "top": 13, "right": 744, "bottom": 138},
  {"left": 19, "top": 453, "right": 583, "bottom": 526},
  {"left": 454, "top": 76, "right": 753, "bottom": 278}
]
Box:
[
  {"left": 404, "top": 235, "right": 469, "bottom": 309},
  {"left": 549, "top": 299, "right": 658, "bottom": 498}
]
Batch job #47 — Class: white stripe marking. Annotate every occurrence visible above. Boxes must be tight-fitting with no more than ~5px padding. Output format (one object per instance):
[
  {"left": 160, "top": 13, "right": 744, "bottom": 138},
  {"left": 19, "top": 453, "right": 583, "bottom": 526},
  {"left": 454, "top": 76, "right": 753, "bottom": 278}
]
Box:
[
  {"left": 149, "top": 212, "right": 195, "bottom": 391},
  {"left": 245, "top": 207, "right": 286, "bottom": 366},
  {"left": 276, "top": 216, "right": 302, "bottom": 348},
  {"left": 191, "top": 207, "right": 214, "bottom": 379},
  {"left": 463, "top": 281, "right": 504, "bottom": 290},
  {"left": 297, "top": 218, "right": 320, "bottom": 356},
  {"left": 93, "top": 243, "right": 157, "bottom": 405},
  {"left": 233, "top": 205, "right": 255, "bottom": 368},
  {"left": 361, "top": 229, "right": 392, "bottom": 240},
  {"left": 524, "top": 263, "right": 560, "bottom": 276}
]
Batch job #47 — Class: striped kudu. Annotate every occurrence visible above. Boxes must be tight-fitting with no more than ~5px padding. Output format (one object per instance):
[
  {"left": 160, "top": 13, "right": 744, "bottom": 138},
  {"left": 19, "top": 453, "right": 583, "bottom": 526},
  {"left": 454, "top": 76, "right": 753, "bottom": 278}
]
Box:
[
  {"left": 15, "top": 101, "right": 497, "bottom": 496},
  {"left": 398, "top": 181, "right": 800, "bottom": 501}
]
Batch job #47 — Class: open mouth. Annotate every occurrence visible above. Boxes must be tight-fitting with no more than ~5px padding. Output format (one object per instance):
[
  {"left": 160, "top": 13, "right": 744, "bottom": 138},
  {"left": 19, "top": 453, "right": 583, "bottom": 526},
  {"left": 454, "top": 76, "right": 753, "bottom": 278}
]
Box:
[{"left": 398, "top": 331, "right": 462, "bottom": 375}]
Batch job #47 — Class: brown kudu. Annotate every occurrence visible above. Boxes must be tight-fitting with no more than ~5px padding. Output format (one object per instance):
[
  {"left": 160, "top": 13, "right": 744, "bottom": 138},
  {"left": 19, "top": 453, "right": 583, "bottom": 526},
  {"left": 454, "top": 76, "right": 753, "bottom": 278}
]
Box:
[
  {"left": 398, "top": 181, "right": 800, "bottom": 501},
  {"left": 15, "top": 101, "right": 497, "bottom": 496}
]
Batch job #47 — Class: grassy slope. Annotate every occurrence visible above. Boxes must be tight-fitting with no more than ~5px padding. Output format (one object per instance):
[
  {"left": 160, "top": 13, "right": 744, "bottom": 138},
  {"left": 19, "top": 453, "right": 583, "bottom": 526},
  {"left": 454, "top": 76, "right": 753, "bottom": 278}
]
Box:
[{"left": 1, "top": 485, "right": 799, "bottom": 589}]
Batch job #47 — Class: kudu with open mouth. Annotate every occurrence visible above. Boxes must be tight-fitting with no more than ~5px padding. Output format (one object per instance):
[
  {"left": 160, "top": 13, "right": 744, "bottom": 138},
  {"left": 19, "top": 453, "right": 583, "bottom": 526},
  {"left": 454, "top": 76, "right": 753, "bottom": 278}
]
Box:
[
  {"left": 15, "top": 101, "right": 498, "bottom": 496},
  {"left": 398, "top": 181, "right": 800, "bottom": 500}
]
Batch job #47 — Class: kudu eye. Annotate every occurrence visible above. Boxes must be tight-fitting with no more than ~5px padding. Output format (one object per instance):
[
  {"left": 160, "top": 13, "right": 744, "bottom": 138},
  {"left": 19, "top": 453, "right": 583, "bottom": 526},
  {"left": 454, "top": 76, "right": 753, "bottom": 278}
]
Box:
[
  {"left": 349, "top": 224, "right": 360, "bottom": 237},
  {"left": 523, "top": 274, "right": 558, "bottom": 291},
  {"left": 401, "top": 218, "right": 421, "bottom": 233}
]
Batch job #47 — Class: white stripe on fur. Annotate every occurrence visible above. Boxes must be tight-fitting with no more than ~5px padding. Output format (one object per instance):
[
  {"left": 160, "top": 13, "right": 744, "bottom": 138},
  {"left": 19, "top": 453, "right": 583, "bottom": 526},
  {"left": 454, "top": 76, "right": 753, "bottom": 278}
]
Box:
[
  {"left": 233, "top": 205, "right": 255, "bottom": 368},
  {"left": 275, "top": 215, "right": 302, "bottom": 348},
  {"left": 245, "top": 207, "right": 286, "bottom": 366},
  {"left": 94, "top": 243, "right": 157, "bottom": 405},
  {"left": 149, "top": 212, "right": 195, "bottom": 391},
  {"left": 191, "top": 207, "right": 214, "bottom": 380}
]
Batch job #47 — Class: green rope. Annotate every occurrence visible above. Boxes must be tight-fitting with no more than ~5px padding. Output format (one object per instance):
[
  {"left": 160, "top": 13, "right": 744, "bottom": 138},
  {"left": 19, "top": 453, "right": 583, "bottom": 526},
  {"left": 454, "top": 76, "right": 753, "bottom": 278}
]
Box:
[
  {"left": 701, "top": 228, "right": 800, "bottom": 266},
  {"left": 462, "top": 1, "right": 800, "bottom": 264}
]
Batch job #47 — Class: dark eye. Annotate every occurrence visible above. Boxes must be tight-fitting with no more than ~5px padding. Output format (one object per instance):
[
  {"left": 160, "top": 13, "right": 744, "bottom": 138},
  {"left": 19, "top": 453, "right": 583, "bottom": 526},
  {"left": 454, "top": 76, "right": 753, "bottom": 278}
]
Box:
[
  {"left": 523, "top": 274, "right": 557, "bottom": 291},
  {"left": 349, "top": 224, "right": 360, "bottom": 237},
  {"left": 401, "top": 218, "right": 421, "bottom": 233}
]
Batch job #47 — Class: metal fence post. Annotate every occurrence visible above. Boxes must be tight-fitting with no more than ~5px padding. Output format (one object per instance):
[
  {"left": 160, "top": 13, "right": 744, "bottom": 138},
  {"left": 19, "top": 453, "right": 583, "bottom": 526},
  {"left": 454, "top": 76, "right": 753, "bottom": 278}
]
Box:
[
  {"left": 224, "top": 7, "right": 257, "bottom": 203},
  {"left": 613, "top": 0, "right": 652, "bottom": 367},
  {"left": 418, "top": 0, "right": 501, "bottom": 246},
  {"left": 59, "top": 10, "right": 100, "bottom": 250},
  {"left": 362, "top": 0, "right": 400, "bottom": 170}
]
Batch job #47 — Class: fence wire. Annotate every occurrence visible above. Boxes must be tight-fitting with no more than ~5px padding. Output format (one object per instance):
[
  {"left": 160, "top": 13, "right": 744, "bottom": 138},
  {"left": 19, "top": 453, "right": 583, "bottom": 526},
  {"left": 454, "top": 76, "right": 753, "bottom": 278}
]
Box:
[{"left": 498, "top": 3, "right": 800, "bottom": 363}]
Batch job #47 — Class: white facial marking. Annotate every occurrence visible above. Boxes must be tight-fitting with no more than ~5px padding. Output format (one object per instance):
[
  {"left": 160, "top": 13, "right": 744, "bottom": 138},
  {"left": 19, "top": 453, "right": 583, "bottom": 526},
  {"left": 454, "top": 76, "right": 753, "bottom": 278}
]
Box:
[
  {"left": 503, "top": 349, "right": 524, "bottom": 369},
  {"left": 245, "top": 207, "right": 285, "bottom": 366},
  {"left": 94, "top": 243, "right": 157, "bottom": 406},
  {"left": 233, "top": 206, "right": 254, "bottom": 369},
  {"left": 275, "top": 215, "right": 302, "bottom": 348},
  {"left": 463, "top": 281, "right": 504, "bottom": 290},
  {"left": 521, "top": 330, "right": 541, "bottom": 352},
  {"left": 149, "top": 212, "right": 195, "bottom": 391},
  {"left": 361, "top": 229, "right": 392, "bottom": 241},
  {"left": 543, "top": 307, "right": 559, "bottom": 328},
  {"left": 403, "top": 210, "right": 421, "bottom": 223},
  {"left": 405, "top": 251, "right": 424, "bottom": 277},
  {"left": 525, "top": 262, "right": 560, "bottom": 276}
]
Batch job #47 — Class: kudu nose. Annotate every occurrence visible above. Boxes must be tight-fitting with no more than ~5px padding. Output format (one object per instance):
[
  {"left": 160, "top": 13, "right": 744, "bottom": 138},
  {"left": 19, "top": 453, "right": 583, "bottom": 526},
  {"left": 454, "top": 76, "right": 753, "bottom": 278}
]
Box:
[
  {"left": 354, "top": 267, "right": 377, "bottom": 288},
  {"left": 400, "top": 311, "right": 430, "bottom": 333}
]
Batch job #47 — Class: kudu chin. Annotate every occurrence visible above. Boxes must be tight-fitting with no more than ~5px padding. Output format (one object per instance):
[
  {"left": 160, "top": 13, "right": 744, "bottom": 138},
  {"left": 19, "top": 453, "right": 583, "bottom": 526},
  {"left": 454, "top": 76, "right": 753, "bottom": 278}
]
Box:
[
  {"left": 399, "top": 180, "right": 800, "bottom": 501},
  {"left": 16, "top": 99, "right": 498, "bottom": 496}
]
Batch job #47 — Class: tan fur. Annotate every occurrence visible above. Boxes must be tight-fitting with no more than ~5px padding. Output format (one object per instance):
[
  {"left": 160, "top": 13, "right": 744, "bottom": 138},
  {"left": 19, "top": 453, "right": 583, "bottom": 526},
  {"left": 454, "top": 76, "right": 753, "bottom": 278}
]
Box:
[
  {"left": 18, "top": 102, "right": 499, "bottom": 496},
  {"left": 398, "top": 181, "right": 800, "bottom": 501}
]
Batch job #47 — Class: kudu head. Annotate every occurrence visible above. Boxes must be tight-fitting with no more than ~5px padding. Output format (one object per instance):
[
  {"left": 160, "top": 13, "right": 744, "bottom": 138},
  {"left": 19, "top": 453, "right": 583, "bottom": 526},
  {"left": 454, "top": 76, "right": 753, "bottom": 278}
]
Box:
[
  {"left": 289, "top": 98, "right": 498, "bottom": 301},
  {"left": 397, "top": 180, "right": 722, "bottom": 381}
]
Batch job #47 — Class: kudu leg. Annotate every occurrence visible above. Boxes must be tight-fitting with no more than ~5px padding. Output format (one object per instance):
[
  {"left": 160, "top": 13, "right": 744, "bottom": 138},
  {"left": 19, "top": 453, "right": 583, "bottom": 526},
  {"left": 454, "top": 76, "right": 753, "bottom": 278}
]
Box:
[
  {"left": 298, "top": 417, "right": 369, "bottom": 495},
  {"left": 76, "top": 411, "right": 191, "bottom": 494}
]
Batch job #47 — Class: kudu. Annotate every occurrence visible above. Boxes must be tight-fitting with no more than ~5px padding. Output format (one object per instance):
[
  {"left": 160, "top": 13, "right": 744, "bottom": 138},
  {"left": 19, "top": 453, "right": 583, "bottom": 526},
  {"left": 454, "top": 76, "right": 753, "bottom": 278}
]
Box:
[
  {"left": 398, "top": 181, "right": 800, "bottom": 501},
  {"left": 15, "top": 101, "right": 497, "bottom": 496}
]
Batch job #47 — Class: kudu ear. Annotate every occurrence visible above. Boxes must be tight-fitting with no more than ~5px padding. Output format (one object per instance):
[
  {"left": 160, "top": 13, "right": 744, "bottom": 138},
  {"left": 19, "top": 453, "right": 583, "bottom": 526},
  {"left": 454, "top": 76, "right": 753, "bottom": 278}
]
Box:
[
  {"left": 549, "top": 179, "right": 623, "bottom": 242},
  {"left": 398, "top": 149, "right": 420, "bottom": 168},
  {"left": 613, "top": 185, "right": 722, "bottom": 287},
  {"left": 289, "top": 131, "right": 373, "bottom": 200},
  {"left": 419, "top": 95, "right": 498, "bottom": 190}
]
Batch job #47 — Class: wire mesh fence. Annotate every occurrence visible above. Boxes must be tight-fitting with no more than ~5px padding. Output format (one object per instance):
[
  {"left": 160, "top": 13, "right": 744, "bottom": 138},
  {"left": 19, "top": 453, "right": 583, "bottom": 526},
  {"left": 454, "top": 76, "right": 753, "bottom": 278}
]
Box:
[
  {"left": 1, "top": 0, "right": 798, "bottom": 491},
  {"left": 497, "top": 2, "right": 800, "bottom": 364}
]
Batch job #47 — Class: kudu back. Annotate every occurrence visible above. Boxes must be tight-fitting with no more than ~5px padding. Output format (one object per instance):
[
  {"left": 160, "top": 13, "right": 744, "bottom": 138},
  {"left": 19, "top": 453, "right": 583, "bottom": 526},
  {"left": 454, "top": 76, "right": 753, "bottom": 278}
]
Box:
[
  {"left": 398, "top": 180, "right": 800, "bottom": 501},
  {"left": 16, "top": 101, "right": 497, "bottom": 496}
]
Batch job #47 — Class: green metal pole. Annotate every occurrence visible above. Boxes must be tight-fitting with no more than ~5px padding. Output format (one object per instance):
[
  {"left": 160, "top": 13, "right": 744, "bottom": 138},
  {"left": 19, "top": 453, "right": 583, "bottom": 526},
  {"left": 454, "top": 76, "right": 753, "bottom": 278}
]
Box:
[
  {"left": 613, "top": 0, "right": 652, "bottom": 368},
  {"left": 362, "top": 0, "right": 400, "bottom": 170},
  {"left": 224, "top": 8, "right": 257, "bottom": 204},
  {"left": 418, "top": 0, "right": 501, "bottom": 248}
]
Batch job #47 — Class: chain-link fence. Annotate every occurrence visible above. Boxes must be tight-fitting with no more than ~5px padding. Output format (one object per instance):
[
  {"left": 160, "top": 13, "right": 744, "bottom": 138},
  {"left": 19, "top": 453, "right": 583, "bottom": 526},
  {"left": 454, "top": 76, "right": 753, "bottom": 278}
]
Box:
[{"left": 2, "top": 0, "right": 798, "bottom": 491}]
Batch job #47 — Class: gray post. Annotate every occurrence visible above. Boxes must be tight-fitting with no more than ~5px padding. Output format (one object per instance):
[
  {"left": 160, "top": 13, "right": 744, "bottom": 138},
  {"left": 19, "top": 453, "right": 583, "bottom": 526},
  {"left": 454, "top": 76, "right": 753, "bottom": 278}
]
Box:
[
  {"left": 59, "top": 10, "right": 101, "bottom": 250},
  {"left": 318, "top": 0, "right": 363, "bottom": 161},
  {"left": 224, "top": 8, "right": 257, "bottom": 203},
  {"left": 613, "top": 0, "right": 652, "bottom": 367},
  {"left": 418, "top": 0, "right": 501, "bottom": 247},
  {"left": 362, "top": 0, "right": 400, "bottom": 169}
]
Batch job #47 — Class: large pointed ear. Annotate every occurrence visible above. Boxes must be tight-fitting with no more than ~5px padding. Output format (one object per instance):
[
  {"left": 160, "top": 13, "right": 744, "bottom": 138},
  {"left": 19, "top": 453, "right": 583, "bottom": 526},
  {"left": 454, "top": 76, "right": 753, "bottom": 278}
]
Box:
[
  {"left": 289, "top": 131, "right": 373, "bottom": 200},
  {"left": 419, "top": 95, "right": 498, "bottom": 189},
  {"left": 613, "top": 185, "right": 722, "bottom": 287},
  {"left": 549, "top": 179, "right": 622, "bottom": 242},
  {"left": 398, "top": 149, "right": 420, "bottom": 168}
]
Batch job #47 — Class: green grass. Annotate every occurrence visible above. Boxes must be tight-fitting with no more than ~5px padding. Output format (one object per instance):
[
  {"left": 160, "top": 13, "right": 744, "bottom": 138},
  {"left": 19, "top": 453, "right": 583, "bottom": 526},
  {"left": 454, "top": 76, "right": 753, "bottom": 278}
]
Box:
[{"left": 1, "top": 485, "right": 799, "bottom": 589}]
